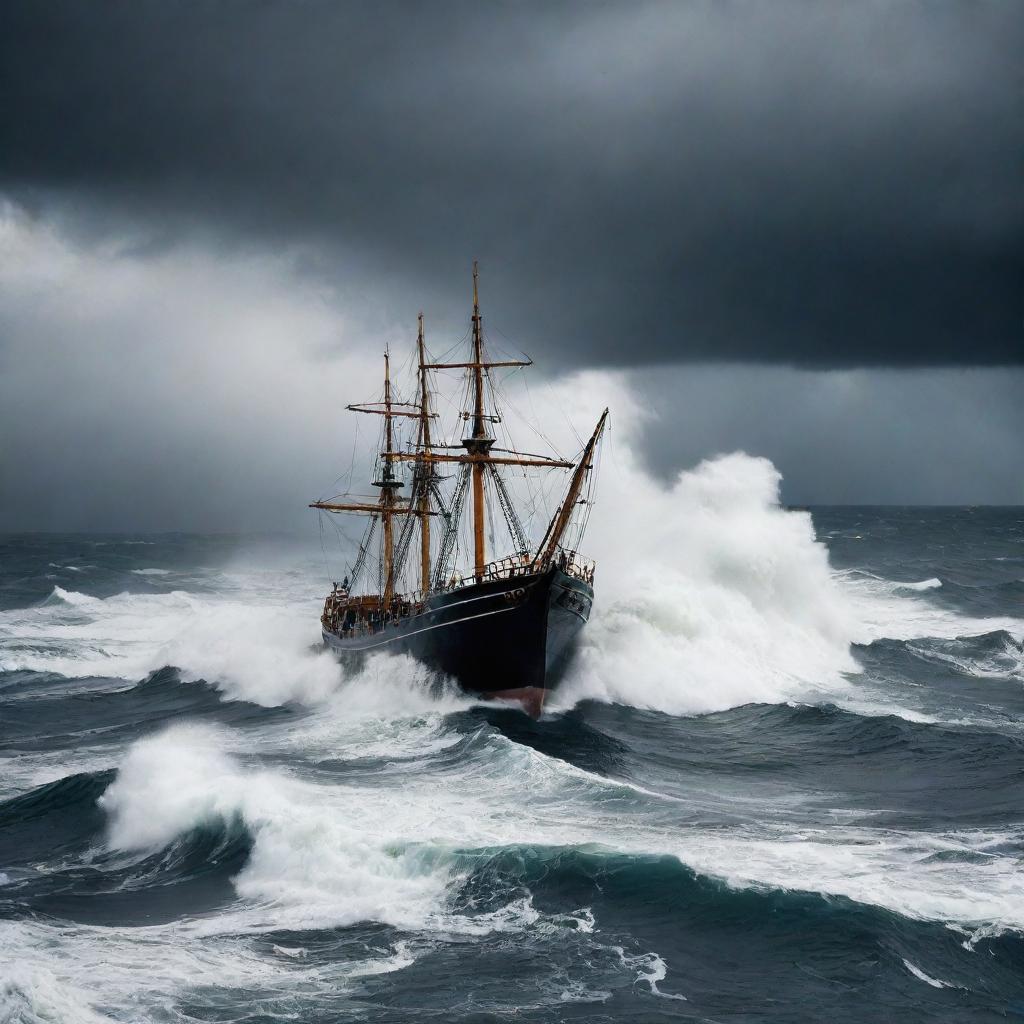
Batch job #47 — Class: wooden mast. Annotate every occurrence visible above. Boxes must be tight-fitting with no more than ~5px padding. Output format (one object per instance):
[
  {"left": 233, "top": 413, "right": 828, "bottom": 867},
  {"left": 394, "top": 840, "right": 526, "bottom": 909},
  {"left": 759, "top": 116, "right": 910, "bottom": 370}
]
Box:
[
  {"left": 390, "top": 268, "right": 571, "bottom": 582},
  {"left": 312, "top": 275, "right": 598, "bottom": 607},
  {"left": 534, "top": 408, "right": 609, "bottom": 568},
  {"left": 309, "top": 353, "right": 408, "bottom": 602},
  {"left": 467, "top": 262, "right": 490, "bottom": 582},
  {"left": 379, "top": 351, "right": 399, "bottom": 605},
  {"left": 416, "top": 313, "right": 432, "bottom": 594},
  {"left": 310, "top": 334, "right": 443, "bottom": 601}
]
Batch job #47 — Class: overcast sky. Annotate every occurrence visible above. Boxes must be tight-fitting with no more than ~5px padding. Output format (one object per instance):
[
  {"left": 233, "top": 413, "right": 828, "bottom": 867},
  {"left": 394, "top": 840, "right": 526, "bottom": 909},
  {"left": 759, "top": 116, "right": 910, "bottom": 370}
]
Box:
[{"left": 1, "top": 0, "right": 1021, "bottom": 530}]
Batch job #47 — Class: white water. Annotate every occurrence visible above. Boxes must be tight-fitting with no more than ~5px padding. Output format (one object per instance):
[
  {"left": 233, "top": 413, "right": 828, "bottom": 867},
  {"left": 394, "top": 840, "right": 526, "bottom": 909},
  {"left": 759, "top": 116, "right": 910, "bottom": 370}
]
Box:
[
  {"left": 2, "top": 392, "right": 1022, "bottom": 972},
  {"left": 3, "top": 492, "right": 1024, "bottom": 1021},
  {"left": 5, "top": 701, "right": 1022, "bottom": 1021},
  {"left": 836, "top": 569, "right": 1024, "bottom": 646},
  {"left": 897, "top": 578, "right": 943, "bottom": 592},
  {"left": 556, "top": 451, "right": 859, "bottom": 715},
  {"left": 88, "top": 715, "right": 1024, "bottom": 937}
]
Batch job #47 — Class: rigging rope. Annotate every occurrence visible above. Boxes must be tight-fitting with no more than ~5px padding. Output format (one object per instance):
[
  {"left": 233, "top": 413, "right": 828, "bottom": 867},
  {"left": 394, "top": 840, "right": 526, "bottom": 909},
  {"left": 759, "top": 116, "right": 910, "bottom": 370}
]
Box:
[
  {"left": 487, "top": 463, "right": 530, "bottom": 554},
  {"left": 318, "top": 511, "right": 331, "bottom": 584},
  {"left": 390, "top": 477, "right": 421, "bottom": 592},
  {"left": 433, "top": 464, "right": 471, "bottom": 589},
  {"left": 429, "top": 479, "right": 453, "bottom": 520},
  {"left": 349, "top": 515, "right": 378, "bottom": 590}
]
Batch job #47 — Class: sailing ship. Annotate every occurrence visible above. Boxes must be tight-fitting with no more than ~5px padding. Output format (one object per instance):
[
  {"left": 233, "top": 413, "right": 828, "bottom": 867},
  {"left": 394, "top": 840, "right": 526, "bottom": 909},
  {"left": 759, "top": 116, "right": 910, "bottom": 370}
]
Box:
[{"left": 311, "top": 264, "right": 607, "bottom": 716}]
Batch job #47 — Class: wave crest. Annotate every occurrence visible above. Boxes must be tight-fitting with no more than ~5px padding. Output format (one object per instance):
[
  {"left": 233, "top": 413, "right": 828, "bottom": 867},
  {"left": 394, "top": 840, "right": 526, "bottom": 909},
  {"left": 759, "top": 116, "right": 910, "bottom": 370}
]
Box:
[{"left": 557, "top": 451, "right": 857, "bottom": 715}]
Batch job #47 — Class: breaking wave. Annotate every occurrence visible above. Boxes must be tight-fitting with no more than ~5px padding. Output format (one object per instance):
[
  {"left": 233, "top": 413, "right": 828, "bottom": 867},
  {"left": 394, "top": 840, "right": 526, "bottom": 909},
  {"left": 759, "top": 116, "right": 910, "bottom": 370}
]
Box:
[
  {"left": 897, "top": 577, "right": 943, "bottom": 592},
  {"left": 83, "top": 721, "right": 1024, "bottom": 936},
  {"left": 557, "top": 451, "right": 858, "bottom": 714},
  {"left": 3, "top": 455, "right": 1018, "bottom": 731}
]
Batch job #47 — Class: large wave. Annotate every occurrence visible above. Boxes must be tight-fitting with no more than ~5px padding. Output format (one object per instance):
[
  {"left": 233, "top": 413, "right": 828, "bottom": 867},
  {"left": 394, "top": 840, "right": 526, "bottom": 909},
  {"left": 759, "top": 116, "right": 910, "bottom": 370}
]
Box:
[
  {"left": 0, "top": 586, "right": 440, "bottom": 716},
  {"left": 555, "top": 440, "right": 859, "bottom": 714},
  {"left": 91, "top": 721, "right": 1024, "bottom": 936}
]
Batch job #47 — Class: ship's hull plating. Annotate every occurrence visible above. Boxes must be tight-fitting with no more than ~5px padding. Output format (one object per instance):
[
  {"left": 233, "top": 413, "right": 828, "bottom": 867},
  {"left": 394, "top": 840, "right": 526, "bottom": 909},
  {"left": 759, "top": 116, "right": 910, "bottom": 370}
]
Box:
[{"left": 321, "top": 566, "right": 592, "bottom": 716}]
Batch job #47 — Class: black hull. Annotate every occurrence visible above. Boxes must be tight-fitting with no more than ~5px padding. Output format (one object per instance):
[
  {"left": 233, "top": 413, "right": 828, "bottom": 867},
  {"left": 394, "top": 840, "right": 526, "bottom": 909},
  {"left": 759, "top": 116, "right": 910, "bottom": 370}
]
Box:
[{"left": 322, "top": 566, "right": 592, "bottom": 715}]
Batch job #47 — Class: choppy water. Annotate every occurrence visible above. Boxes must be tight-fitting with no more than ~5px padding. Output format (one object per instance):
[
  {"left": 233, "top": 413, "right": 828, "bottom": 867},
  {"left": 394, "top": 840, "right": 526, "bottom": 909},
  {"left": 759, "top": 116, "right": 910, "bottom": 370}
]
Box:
[{"left": 1, "top": 499, "right": 1023, "bottom": 1021}]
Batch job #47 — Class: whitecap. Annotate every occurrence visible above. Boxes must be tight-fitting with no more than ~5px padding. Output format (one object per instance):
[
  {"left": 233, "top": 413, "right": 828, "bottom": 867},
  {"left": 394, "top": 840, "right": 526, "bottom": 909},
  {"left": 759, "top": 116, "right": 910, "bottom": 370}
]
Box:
[
  {"left": 902, "top": 958, "right": 953, "bottom": 988},
  {"left": 896, "top": 577, "right": 943, "bottom": 591}
]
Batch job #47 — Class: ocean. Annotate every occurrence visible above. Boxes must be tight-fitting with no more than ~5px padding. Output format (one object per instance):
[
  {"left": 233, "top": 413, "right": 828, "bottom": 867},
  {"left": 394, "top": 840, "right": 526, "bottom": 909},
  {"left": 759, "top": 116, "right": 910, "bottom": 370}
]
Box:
[{"left": 1, "top": 493, "right": 1023, "bottom": 1020}]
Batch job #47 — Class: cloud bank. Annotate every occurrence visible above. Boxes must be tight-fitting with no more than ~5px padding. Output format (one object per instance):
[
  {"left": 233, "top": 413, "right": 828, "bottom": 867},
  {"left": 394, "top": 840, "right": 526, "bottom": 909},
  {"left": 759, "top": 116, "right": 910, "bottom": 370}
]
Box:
[
  {"left": 1, "top": 205, "right": 1019, "bottom": 532},
  {"left": 2, "top": 0, "right": 1020, "bottom": 368}
]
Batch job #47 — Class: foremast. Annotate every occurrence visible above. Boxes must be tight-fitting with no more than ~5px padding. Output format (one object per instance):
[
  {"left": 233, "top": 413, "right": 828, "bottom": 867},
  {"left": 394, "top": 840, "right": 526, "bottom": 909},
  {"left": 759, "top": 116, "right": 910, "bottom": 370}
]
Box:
[{"left": 309, "top": 351, "right": 429, "bottom": 605}]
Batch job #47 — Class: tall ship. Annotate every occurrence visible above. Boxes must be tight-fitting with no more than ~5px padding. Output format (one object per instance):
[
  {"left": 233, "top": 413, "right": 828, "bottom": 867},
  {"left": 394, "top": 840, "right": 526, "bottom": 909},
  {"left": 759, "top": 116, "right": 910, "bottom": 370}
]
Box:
[{"left": 311, "top": 265, "right": 607, "bottom": 716}]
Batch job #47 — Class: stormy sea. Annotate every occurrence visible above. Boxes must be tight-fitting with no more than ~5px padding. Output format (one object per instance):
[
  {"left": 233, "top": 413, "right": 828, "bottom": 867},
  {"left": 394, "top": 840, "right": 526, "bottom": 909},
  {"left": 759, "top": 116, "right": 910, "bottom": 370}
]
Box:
[{"left": 1, "top": 461, "right": 1022, "bottom": 1022}]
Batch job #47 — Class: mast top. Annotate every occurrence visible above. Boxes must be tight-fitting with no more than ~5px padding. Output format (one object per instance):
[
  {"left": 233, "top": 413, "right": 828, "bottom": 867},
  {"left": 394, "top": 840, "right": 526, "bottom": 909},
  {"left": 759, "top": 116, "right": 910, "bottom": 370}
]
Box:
[
  {"left": 467, "top": 261, "right": 491, "bottom": 447},
  {"left": 374, "top": 349, "right": 402, "bottom": 490},
  {"left": 421, "top": 264, "right": 529, "bottom": 371}
]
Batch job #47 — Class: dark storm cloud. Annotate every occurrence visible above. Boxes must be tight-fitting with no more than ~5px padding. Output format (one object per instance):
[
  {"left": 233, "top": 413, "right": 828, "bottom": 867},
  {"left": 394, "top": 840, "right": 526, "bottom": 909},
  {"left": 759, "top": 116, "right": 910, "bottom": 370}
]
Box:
[
  {"left": 1, "top": 0, "right": 1020, "bottom": 369},
  {"left": 2, "top": 202, "right": 1019, "bottom": 536},
  {"left": 634, "top": 365, "right": 1024, "bottom": 505}
]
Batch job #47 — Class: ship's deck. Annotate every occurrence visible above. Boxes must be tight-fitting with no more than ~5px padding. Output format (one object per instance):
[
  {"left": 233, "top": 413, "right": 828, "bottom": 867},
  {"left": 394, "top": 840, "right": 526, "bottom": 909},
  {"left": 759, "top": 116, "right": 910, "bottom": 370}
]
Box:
[{"left": 320, "top": 550, "right": 594, "bottom": 639}]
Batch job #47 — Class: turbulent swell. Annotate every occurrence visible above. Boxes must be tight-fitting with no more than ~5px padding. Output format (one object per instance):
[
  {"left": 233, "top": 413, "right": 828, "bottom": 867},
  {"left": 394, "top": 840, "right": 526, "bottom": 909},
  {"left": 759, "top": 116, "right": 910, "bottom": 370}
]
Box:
[
  {"left": 3, "top": 457, "right": 1016, "bottom": 725},
  {"left": 0, "top": 499, "right": 1022, "bottom": 1022}
]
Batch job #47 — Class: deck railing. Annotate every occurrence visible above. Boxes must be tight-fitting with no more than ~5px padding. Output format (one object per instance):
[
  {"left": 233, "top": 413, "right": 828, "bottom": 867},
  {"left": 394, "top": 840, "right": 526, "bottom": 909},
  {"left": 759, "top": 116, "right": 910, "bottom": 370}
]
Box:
[
  {"left": 321, "top": 547, "right": 595, "bottom": 637},
  {"left": 438, "top": 549, "right": 595, "bottom": 591}
]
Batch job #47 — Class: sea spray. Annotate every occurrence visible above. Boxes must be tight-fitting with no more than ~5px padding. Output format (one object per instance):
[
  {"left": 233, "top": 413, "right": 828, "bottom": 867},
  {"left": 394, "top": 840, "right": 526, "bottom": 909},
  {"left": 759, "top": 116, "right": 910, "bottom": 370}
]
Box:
[
  {"left": 0, "top": 583, "right": 469, "bottom": 714},
  {"left": 100, "top": 724, "right": 244, "bottom": 852},
  {"left": 456, "top": 370, "right": 853, "bottom": 715},
  {"left": 0, "top": 587, "right": 347, "bottom": 705},
  {"left": 556, "top": 439, "right": 858, "bottom": 713},
  {"left": 152, "top": 602, "right": 341, "bottom": 706}
]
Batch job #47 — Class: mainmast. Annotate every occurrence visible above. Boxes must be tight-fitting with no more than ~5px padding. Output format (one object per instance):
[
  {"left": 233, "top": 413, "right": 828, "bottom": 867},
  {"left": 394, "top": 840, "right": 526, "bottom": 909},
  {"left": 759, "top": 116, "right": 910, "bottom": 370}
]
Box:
[
  {"left": 385, "top": 264, "right": 576, "bottom": 582},
  {"left": 415, "top": 314, "right": 433, "bottom": 594},
  {"left": 466, "top": 262, "right": 492, "bottom": 581}
]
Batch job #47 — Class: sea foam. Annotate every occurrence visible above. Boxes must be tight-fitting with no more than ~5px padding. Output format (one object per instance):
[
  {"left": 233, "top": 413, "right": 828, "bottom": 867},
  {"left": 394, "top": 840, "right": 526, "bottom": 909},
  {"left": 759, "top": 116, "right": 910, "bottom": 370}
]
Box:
[
  {"left": 2, "top": 371, "right": 1019, "bottom": 722},
  {"left": 555, "top": 449, "right": 858, "bottom": 715},
  {"left": 97, "top": 720, "right": 1024, "bottom": 938},
  {"left": 100, "top": 723, "right": 455, "bottom": 931}
]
